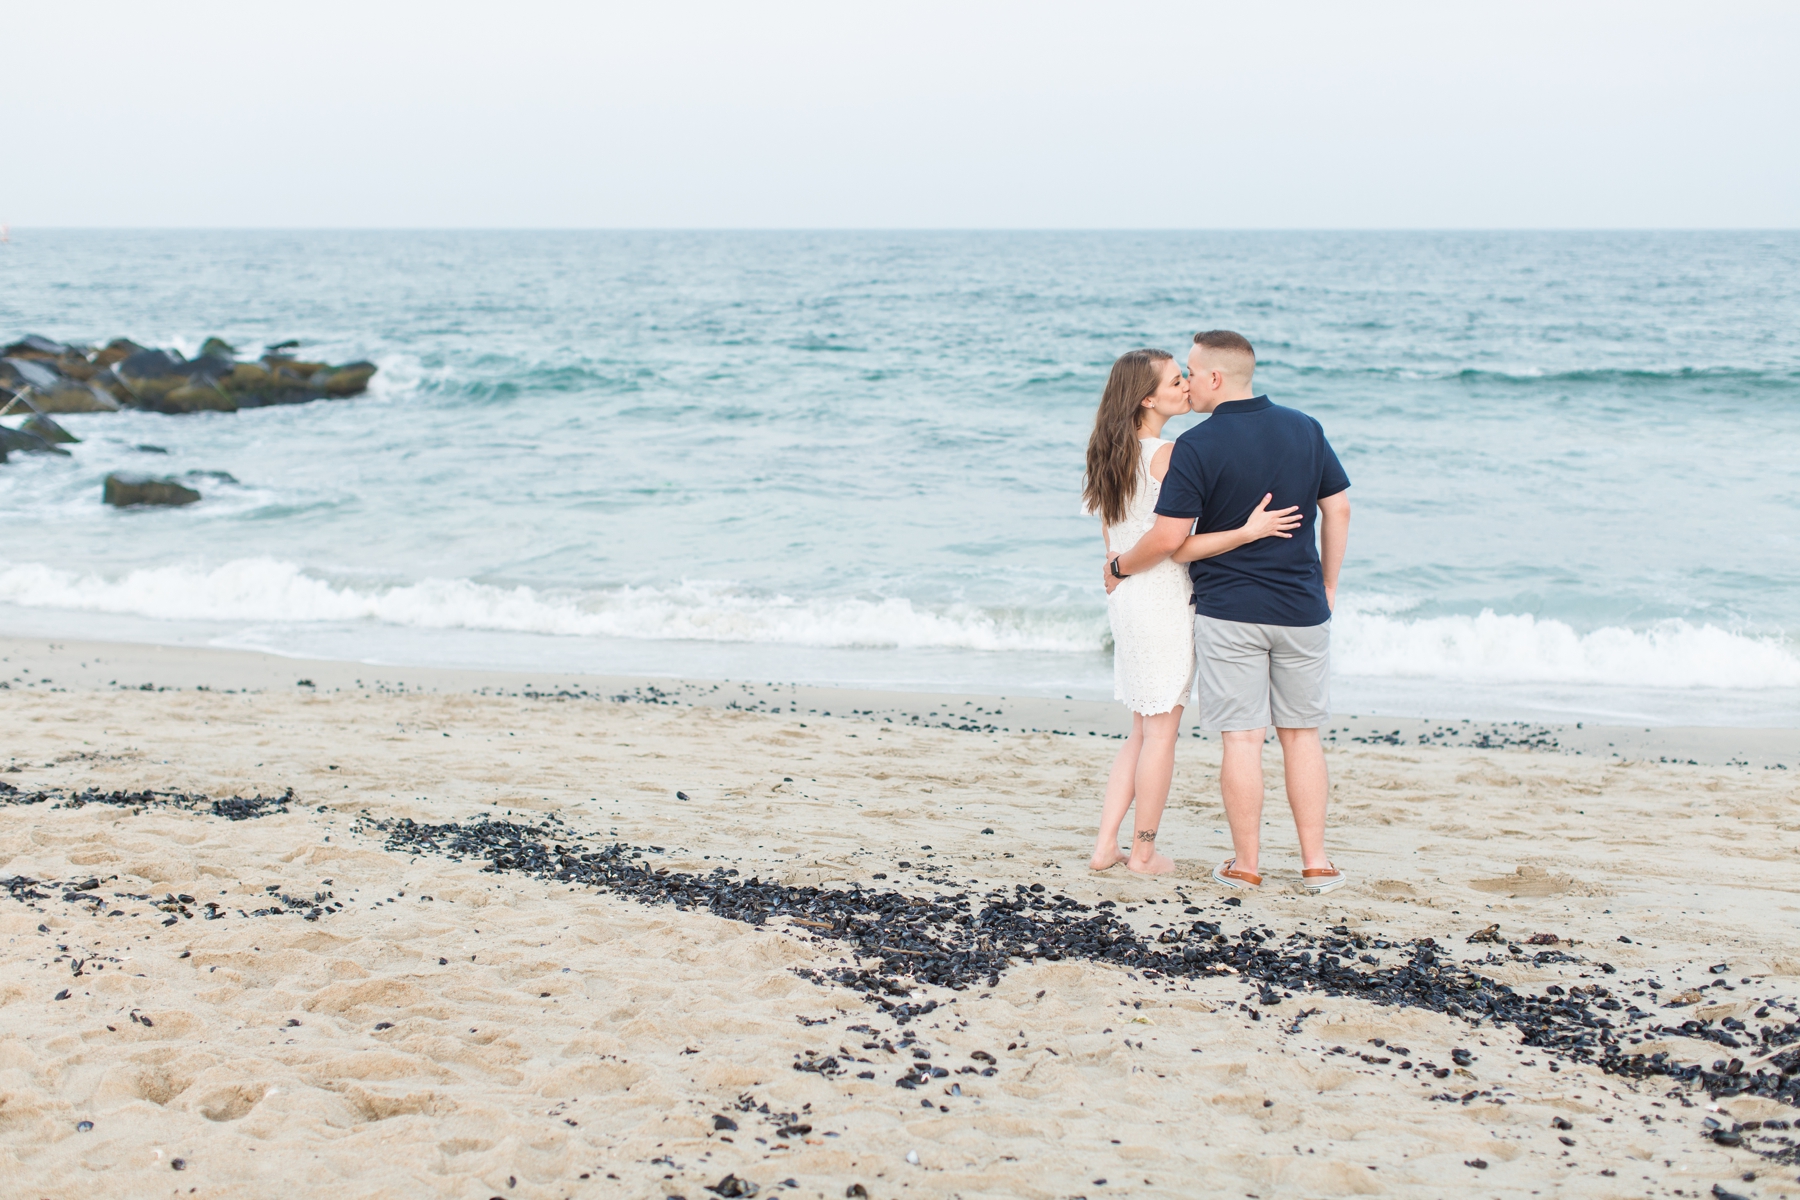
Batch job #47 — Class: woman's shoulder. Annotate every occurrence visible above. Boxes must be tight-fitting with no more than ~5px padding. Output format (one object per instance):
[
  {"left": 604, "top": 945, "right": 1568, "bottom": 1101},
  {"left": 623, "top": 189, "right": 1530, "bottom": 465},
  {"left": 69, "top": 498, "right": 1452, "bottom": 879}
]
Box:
[{"left": 1145, "top": 438, "right": 1176, "bottom": 482}]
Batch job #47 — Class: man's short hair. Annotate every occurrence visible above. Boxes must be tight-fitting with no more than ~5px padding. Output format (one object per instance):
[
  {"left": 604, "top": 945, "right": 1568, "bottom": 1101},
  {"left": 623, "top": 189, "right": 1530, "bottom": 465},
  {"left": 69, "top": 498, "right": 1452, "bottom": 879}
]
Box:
[{"left": 1192, "top": 330, "right": 1255, "bottom": 362}]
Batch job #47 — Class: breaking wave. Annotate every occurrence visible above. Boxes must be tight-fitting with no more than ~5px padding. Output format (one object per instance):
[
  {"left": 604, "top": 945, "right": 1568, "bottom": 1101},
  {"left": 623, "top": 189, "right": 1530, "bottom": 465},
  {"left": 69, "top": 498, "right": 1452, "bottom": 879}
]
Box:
[
  {"left": 0, "top": 559, "right": 1097, "bottom": 654},
  {"left": 1333, "top": 601, "right": 1800, "bottom": 690},
  {"left": 1, "top": 559, "right": 1795, "bottom": 690}
]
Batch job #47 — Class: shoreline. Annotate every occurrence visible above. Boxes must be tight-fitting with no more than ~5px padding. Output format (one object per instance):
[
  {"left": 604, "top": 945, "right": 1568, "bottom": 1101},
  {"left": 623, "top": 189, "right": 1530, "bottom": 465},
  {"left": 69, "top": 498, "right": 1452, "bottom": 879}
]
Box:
[{"left": 4, "top": 635, "right": 1795, "bottom": 770}]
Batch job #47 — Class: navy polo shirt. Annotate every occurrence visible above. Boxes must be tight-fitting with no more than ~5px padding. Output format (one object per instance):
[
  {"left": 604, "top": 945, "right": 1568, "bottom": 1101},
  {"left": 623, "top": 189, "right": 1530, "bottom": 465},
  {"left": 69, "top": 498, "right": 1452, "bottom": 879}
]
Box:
[{"left": 1153, "top": 396, "right": 1350, "bottom": 627}]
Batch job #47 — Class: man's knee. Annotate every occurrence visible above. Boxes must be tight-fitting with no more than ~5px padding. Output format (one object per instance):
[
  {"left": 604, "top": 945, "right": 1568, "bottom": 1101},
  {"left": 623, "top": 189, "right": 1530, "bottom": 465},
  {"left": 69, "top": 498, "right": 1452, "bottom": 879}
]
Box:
[{"left": 1221, "top": 728, "right": 1267, "bottom": 749}]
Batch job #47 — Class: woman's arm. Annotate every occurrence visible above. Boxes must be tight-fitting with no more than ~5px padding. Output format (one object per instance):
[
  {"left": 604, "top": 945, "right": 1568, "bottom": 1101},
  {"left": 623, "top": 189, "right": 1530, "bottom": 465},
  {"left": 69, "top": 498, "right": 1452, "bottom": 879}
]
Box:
[
  {"left": 1100, "top": 524, "right": 1122, "bottom": 594},
  {"left": 1171, "top": 493, "right": 1302, "bottom": 564}
]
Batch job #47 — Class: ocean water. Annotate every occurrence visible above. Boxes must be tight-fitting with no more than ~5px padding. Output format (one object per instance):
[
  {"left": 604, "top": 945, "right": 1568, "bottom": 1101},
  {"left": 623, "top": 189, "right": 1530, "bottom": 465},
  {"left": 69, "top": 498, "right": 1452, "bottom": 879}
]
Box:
[{"left": 2, "top": 230, "right": 1797, "bottom": 726}]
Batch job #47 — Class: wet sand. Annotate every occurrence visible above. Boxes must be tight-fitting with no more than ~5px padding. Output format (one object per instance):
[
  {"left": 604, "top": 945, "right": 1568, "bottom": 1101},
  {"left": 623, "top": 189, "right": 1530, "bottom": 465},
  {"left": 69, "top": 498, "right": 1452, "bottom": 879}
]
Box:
[{"left": 2, "top": 637, "right": 1797, "bottom": 1199}]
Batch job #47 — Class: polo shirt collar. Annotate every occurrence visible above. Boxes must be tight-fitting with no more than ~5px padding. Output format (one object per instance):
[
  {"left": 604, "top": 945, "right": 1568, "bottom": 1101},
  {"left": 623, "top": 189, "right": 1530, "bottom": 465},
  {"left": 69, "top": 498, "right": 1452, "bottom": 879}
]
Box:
[{"left": 1211, "top": 395, "right": 1271, "bottom": 415}]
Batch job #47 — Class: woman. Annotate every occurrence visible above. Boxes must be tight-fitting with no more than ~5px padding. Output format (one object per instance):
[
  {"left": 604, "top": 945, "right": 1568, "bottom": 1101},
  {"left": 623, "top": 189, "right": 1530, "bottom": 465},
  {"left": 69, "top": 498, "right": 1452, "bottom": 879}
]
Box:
[{"left": 1082, "top": 349, "right": 1300, "bottom": 874}]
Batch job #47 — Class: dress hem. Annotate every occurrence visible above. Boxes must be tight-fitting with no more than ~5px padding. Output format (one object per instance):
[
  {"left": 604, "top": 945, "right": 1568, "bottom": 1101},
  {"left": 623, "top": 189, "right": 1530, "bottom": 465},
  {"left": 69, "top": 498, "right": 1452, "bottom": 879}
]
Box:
[{"left": 1117, "top": 698, "right": 1188, "bottom": 717}]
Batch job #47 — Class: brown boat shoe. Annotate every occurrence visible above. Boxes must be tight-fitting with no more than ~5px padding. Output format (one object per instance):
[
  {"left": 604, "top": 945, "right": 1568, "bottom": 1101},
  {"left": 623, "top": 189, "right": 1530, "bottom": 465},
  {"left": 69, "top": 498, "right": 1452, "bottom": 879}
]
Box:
[
  {"left": 1300, "top": 863, "right": 1349, "bottom": 894},
  {"left": 1211, "top": 859, "right": 1262, "bottom": 889}
]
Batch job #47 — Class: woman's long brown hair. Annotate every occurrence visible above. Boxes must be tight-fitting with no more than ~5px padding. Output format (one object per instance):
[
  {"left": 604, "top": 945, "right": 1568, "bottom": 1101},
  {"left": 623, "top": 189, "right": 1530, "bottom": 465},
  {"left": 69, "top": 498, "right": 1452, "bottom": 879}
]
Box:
[{"left": 1082, "top": 348, "right": 1172, "bottom": 527}]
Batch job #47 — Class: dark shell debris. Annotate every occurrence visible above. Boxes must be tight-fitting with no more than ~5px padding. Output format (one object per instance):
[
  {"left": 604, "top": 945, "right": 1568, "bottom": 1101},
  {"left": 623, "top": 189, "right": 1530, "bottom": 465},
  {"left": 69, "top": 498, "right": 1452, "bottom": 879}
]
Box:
[
  {"left": 0, "top": 783, "right": 337, "bottom": 924},
  {"left": 1346, "top": 722, "right": 1561, "bottom": 751},
  {"left": 4, "top": 872, "right": 343, "bottom": 925},
  {"left": 0, "top": 778, "right": 295, "bottom": 821},
  {"left": 367, "top": 812, "right": 1800, "bottom": 1165}
]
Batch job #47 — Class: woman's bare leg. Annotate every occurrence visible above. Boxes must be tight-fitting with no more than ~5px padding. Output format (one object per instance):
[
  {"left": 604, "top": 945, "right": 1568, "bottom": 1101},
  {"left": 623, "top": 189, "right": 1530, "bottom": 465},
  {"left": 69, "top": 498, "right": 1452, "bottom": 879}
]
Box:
[
  {"left": 1126, "top": 706, "right": 1182, "bottom": 874},
  {"left": 1091, "top": 713, "right": 1142, "bottom": 870}
]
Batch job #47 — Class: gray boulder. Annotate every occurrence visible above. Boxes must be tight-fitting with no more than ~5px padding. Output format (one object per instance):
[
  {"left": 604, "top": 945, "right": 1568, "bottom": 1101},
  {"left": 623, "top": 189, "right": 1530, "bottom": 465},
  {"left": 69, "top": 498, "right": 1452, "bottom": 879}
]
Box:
[
  {"left": 111, "top": 349, "right": 235, "bottom": 414},
  {"left": 239, "top": 351, "right": 339, "bottom": 407},
  {"left": 20, "top": 413, "right": 78, "bottom": 444},
  {"left": 0, "top": 357, "right": 60, "bottom": 392},
  {"left": 0, "top": 356, "right": 119, "bottom": 413},
  {"left": 103, "top": 473, "right": 201, "bottom": 507},
  {"left": 35, "top": 379, "right": 118, "bottom": 412},
  {"left": 93, "top": 338, "right": 147, "bottom": 368},
  {"left": 0, "top": 424, "right": 71, "bottom": 456},
  {"left": 3, "top": 334, "right": 75, "bottom": 358},
  {"left": 4, "top": 335, "right": 103, "bottom": 384},
  {"left": 323, "top": 361, "right": 378, "bottom": 396},
  {"left": 216, "top": 358, "right": 318, "bottom": 407}
]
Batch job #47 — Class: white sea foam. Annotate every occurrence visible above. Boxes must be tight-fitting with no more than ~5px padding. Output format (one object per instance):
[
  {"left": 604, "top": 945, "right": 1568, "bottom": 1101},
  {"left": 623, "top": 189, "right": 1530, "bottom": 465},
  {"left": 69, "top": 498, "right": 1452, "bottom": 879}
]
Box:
[
  {"left": 1333, "top": 602, "right": 1800, "bottom": 689},
  {"left": 0, "top": 559, "right": 1097, "bottom": 654},
  {"left": 2, "top": 558, "right": 1795, "bottom": 691}
]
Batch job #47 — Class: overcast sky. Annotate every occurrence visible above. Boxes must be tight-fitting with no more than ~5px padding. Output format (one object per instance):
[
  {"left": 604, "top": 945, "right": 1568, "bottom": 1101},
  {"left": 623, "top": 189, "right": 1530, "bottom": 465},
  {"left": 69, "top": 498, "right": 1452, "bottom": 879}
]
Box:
[{"left": 5, "top": 0, "right": 1795, "bottom": 228}]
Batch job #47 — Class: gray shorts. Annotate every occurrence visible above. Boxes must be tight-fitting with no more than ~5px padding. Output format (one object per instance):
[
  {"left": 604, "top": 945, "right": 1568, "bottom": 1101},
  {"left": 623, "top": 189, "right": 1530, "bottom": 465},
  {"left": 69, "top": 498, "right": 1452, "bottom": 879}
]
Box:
[{"left": 1194, "top": 615, "right": 1331, "bottom": 732}]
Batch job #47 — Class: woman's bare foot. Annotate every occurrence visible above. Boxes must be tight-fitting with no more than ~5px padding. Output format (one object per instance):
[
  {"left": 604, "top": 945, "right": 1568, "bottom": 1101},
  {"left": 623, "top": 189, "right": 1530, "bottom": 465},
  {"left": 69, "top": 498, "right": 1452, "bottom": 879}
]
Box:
[
  {"left": 1089, "top": 845, "right": 1126, "bottom": 871},
  {"left": 1126, "top": 851, "right": 1176, "bottom": 875}
]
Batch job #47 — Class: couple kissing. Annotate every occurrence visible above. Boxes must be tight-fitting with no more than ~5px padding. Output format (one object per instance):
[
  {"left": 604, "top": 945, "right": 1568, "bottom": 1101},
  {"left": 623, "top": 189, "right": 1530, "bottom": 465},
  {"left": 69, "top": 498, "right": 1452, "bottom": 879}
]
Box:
[{"left": 1082, "top": 330, "right": 1352, "bottom": 893}]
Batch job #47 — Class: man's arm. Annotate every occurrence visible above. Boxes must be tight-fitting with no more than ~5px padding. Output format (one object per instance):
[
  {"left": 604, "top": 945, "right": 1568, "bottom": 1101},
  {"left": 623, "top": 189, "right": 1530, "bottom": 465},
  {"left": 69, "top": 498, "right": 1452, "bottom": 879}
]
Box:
[
  {"left": 1107, "top": 436, "right": 1203, "bottom": 589},
  {"left": 1114, "top": 514, "right": 1192, "bottom": 576},
  {"left": 1317, "top": 490, "right": 1350, "bottom": 613},
  {"left": 1104, "top": 514, "right": 1194, "bottom": 592}
]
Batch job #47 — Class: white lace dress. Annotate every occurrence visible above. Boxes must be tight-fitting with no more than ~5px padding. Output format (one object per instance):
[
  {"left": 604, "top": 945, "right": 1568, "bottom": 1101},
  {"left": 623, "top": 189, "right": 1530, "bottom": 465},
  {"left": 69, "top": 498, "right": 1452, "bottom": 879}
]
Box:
[{"left": 1103, "top": 438, "right": 1197, "bottom": 715}]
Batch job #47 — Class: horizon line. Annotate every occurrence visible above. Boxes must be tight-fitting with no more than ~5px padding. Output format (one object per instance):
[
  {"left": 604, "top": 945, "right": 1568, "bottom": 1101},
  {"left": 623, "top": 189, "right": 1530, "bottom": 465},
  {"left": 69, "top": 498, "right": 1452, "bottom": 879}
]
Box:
[{"left": 3, "top": 225, "right": 1798, "bottom": 235}]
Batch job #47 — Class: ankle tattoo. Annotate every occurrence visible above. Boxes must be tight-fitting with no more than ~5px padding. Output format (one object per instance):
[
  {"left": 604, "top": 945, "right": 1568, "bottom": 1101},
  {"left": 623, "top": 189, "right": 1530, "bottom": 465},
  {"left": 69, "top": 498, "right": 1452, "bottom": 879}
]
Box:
[{"left": 1136, "top": 829, "right": 1157, "bottom": 843}]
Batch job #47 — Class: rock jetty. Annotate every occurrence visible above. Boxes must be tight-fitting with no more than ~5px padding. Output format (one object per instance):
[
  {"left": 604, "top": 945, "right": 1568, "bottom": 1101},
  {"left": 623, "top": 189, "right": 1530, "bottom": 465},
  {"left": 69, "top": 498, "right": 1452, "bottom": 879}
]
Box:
[
  {"left": 1, "top": 333, "right": 376, "bottom": 415},
  {"left": 0, "top": 332, "right": 379, "bottom": 502}
]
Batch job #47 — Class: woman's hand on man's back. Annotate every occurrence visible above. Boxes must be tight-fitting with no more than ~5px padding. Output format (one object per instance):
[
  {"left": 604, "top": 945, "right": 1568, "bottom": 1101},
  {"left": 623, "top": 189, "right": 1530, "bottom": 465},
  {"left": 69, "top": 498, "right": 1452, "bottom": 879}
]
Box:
[{"left": 1240, "top": 493, "right": 1302, "bottom": 542}]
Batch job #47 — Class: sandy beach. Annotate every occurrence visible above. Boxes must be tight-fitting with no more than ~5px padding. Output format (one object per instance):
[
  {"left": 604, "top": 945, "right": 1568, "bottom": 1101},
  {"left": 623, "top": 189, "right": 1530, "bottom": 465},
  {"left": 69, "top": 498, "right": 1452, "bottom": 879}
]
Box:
[{"left": 2, "top": 636, "right": 1797, "bottom": 1200}]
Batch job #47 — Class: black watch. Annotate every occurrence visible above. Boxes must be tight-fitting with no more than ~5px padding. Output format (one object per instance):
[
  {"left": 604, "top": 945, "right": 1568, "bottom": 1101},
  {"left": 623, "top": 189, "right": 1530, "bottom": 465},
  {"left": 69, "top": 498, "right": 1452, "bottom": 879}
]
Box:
[{"left": 1110, "top": 557, "right": 1128, "bottom": 579}]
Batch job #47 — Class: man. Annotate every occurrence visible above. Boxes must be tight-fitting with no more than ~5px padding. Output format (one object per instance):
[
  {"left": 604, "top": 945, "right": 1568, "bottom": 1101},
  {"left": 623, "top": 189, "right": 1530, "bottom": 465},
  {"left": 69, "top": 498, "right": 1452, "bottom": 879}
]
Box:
[{"left": 1105, "top": 330, "right": 1351, "bottom": 893}]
